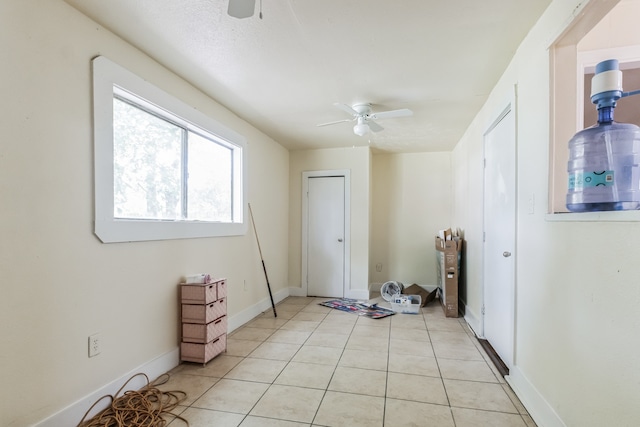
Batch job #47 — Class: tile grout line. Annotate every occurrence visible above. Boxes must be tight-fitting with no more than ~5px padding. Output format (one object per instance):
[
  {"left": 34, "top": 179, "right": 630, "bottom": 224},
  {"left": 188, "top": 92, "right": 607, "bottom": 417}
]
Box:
[
  {"left": 423, "top": 306, "right": 458, "bottom": 427},
  {"left": 254, "top": 299, "right": 330, "bottom": 425},
  {"left": 381, "top": 306, "right": 393, "bottom": 427},
  {"left": 172, "top": 297, "right": 533, "bottom": 426},
  {"left": 254, "top": 298, "right": 356, "bottom": 425},
  {"left": 200, "top": 299, "right": 320, "bottom": 425},
  {"left": 309, "top": 299, "right": 358, "bottom": 426}
]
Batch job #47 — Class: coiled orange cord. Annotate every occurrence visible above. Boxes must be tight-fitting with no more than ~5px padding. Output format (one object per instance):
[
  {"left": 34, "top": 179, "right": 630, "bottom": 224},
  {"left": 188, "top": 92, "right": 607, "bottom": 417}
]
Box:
[{"left": 77, "top": 373, "right": 188, "bottom": 426}]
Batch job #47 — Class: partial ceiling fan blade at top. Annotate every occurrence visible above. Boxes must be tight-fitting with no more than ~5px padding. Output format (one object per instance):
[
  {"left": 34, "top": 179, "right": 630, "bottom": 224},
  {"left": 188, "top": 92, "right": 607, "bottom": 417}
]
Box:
[
  {"left": 369, "top": 108, "right": 413, "bottom": 120},
  {"left": 368, "top": 120, "right": 384, "bottom": 132},
  {"left": 316, "top": 118, "right": 354, "bottom": 127},
  {"left": 228, "top": 0, "right": 255, "bottom": 18},
  {"left": 333, "top": 103, "right": 359, "bottom": 116}
]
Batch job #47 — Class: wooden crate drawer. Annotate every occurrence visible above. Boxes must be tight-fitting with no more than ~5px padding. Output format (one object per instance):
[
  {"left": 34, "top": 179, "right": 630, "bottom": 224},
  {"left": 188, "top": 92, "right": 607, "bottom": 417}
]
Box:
[
  {"left": 181, "top": 278, "right": 226, "bottom": 304},
  {"left": 180, "top": 334, "right": 226, "bottom": 364},
  {"left": 181, "top": 281, "right": 217, "bottom": 304},
  {"left": 182, "top": 316, "right": 227, "bottom": 344},
  {"left": 181, "top": 298, "right": 226, "bottom": 324},
  {"left": 216, "top": 280, "right": 227, "bottom": 299}
]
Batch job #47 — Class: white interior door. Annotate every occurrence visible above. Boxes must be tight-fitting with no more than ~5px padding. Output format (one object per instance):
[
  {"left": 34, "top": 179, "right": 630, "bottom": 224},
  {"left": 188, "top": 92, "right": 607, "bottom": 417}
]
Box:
[
  {"left": 483, "top": 103, "right": 516, "bottom": 369},
  {"left": 306, "top": 176, "right": 345, "bottom": 297}
]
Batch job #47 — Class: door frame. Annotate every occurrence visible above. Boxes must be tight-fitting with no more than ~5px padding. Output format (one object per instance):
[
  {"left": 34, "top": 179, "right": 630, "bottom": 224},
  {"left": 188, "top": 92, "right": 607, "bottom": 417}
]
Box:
[
  {"left": 481, "top": 87, "right": 517, "bottom": 368},
  {"left": 301, "top": 170, "right": 351, "bottom": 297}
]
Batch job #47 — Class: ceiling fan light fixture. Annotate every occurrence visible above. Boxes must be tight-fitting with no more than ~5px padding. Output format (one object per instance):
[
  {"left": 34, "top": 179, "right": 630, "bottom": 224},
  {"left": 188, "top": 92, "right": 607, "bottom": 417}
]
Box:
[
  {"left": 228, "top": 0, "right": 256, "bottom": 19},
  {"left": 353, "top": 118, "right": 369, "bottom": 136},
  {"left": 318, "top": 102, "right": 412, "bottom": 136}
]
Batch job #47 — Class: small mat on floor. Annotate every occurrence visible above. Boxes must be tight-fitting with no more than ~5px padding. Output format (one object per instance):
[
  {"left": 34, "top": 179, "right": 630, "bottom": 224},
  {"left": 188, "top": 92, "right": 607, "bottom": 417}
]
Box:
[{"left": 319, "top": 298, "right": 395, "bottom": 319}]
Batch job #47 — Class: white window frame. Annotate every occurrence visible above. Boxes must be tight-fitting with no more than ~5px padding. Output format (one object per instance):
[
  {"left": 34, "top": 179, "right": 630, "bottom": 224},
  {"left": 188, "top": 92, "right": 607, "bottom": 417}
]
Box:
[
  {"left": 547, "top": 0, "right": 640, "bottom": 220},
  {"left": 92, "top": 56, "right": 247, "bottom": 243}
]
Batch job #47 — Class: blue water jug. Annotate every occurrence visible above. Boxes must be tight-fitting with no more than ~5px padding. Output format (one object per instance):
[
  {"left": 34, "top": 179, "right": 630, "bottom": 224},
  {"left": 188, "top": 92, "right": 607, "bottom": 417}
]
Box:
[
  {"left": 566, "top": 122, "right": 640, "bottom": 211},
  {"left": 566, "top": 59, "right": 640, "bottom": 212}
]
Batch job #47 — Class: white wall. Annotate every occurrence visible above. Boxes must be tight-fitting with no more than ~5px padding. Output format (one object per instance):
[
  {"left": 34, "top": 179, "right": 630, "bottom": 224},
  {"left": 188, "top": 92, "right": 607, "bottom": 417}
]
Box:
[
  {"left": 288, "top": 147, "right": 371, "bottom": 296},
  {"left": 0, "top": 1, "right": 289, "bottom": 425},
  {"left": 451, "top": 0, "right": 640, "bottom": 426},
  {"left": 370, "top": 152, "right": 452, "bottom": 287}
]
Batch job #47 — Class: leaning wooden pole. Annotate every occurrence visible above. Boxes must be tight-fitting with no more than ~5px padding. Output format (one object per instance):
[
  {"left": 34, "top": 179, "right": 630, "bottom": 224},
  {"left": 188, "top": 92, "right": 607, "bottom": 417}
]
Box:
[{"left": 248, "top": 203, "right": 277, "bottom": 317}]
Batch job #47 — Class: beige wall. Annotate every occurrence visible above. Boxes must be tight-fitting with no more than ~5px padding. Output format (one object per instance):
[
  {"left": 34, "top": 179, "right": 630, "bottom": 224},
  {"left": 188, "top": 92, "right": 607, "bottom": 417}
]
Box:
[
  {"left": 580, "top": 0, "right": 640, "bottom": 50},
  {"left": 579, "top": 1, "right": 640, "bottom": 127},
  {"left": 452, "top": 0, "right": 640, "bottom": 425},
  {"left": 370, "top": 152, "right": 452, "bottom": 287},
  {"left": 288, "top": 149, "right": 451, "bottom": 297},
  {"left": 0, "top": 1, "right": 289, "bottom": 425},
  {"left": 7, "top": 0, "right": 640, "bottom": 425},
  {"left": 288, "top": 147, "right": 371, "bottom": 295}
]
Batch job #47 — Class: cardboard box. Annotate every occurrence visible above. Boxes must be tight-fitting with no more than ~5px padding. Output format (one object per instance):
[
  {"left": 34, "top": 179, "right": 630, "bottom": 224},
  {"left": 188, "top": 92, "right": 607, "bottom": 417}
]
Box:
[
  {"left": 435, "top": 236, "right": 462, "bottom": 317},
  {"left": 402, "top": 284, "right": 437, "bottom": 307}
]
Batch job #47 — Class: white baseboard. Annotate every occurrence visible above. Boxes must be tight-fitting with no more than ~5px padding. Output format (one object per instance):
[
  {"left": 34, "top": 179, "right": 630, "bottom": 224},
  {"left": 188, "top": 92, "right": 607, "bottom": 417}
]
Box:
[
  {"left": 228, "top": 287, "right": 291, "bottom": 332},
  {"left": 35, "top": 348, "right": 179, "bottom": 427},
  {"left": 506, "top": 366, "right": 567, "bottom": 427},
  {"left": 463, "top": 304, "right": 482, "bottom": 337},
  {"left": 369, "top": 282, "right": 383, "bottom": 292},
  {"left": 290, "top": 285, "right": 371, "bottom": 301},
  {"left": 345, "top": 289, "right": 370, "bottom": 300},
  {"left": 288, "top": 286, "right": 307, "bottom": 297},
  {"left": 36, "top": 288, "right": 303, "bottom": 427}
]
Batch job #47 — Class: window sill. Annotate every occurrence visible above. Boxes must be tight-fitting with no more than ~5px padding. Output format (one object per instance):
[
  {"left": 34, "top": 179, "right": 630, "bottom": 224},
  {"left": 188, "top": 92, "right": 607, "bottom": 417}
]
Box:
[
  {"left": 95, "top": 218, "right": 247, "bottom": 243},
  {"left": 546, "top": 210, "right": 640, "bottom": 222}
]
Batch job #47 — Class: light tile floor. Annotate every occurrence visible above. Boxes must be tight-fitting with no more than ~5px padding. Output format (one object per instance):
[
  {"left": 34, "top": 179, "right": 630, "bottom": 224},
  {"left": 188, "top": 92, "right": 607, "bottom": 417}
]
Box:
[{"left": 161, "top": 295, "right": 537, "bottom": 427}]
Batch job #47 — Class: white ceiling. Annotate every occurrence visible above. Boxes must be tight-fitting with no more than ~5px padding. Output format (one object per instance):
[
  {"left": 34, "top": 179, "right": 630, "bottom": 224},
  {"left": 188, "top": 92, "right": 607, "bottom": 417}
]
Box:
[{"left": 64, "top": 0, "right": 552, "bottom": 153}]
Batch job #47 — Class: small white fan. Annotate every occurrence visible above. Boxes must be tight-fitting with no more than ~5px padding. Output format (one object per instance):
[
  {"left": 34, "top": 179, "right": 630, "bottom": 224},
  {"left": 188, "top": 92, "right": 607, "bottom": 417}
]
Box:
[{"left": 381, "top": 281, "right": 404, "bottom": 302}]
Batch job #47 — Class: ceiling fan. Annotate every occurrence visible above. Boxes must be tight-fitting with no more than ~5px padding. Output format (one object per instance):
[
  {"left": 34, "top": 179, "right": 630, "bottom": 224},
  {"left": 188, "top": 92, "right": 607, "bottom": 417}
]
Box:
[{"left": 317, "top": 103, "right": 413, "bottom": 136}]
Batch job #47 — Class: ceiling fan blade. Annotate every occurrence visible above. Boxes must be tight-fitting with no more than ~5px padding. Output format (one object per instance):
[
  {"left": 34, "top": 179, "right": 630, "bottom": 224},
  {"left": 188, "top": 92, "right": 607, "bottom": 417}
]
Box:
[
  {"left": 317, "top": 118, "right": 354, "bottom": 127},
  {"left": 368, "top": 120, "right": 384, "bottom": 132},
  {"left": 333, "top": 103, "right": 359, "bottom": 116},
  {"left": 370, "top": 108, "right": 413, "bottom": 120},
  {"left": 228, "top": 0, "right": 255, "bottom": 18}
]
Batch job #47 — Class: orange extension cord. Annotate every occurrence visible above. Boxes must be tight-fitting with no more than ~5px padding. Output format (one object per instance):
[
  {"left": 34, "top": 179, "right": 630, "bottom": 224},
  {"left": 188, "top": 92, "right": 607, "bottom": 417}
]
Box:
[{"left": 77, "top": 373, "right": 188, "bottom": 427}]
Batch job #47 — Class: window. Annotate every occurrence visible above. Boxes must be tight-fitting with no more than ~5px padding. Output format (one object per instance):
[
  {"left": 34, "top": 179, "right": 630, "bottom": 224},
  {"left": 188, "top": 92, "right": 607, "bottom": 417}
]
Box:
[
  {"left": 93, "top": 56, "right": 247, "bottom": 242},
  {"left": 549, "top": 0, "right": 640, "bottom": 217}
]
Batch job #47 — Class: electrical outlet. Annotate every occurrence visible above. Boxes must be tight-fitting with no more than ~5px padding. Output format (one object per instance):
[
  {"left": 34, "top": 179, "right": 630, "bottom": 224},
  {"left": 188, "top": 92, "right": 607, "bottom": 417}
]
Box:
[
  {"left": 376, "top": 262, "right": 383, "bottom": 272},
  {"left": 88, "top": 333, "right": 101, "bottom": 358}
]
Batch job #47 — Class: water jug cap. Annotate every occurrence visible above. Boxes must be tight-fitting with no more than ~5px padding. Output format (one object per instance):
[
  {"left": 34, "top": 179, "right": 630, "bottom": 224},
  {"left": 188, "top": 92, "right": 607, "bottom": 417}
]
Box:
[{"left": 591, "top": 59, "right": 623, "bottom": 110}]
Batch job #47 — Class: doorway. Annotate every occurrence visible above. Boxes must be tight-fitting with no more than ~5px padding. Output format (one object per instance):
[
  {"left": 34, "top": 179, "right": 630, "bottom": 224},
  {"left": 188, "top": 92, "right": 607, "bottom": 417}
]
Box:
[
  {"left": 302, "top": 170, "right": 350, "bottom": 298},
  {"left": 482, "top": 95, "right": 516, "bottom": 370}
]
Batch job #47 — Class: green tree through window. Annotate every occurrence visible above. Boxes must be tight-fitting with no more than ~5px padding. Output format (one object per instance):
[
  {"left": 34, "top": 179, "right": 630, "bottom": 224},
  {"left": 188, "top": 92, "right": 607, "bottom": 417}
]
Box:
[
  {"left": 93, "top": 56, "right": 246, "bottom": 243},
  {"left": 113, "top": 97, "right": 233, "bottom": 222}
]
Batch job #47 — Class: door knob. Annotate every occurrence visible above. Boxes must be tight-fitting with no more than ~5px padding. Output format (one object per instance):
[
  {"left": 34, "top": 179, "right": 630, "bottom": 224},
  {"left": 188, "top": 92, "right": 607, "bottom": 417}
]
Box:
[
  {"left": 503, "top": 251, "right": 512, "bottom": 257},
  {"left": 338, "top": 238, "right": 343, "bottom": 242}
]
